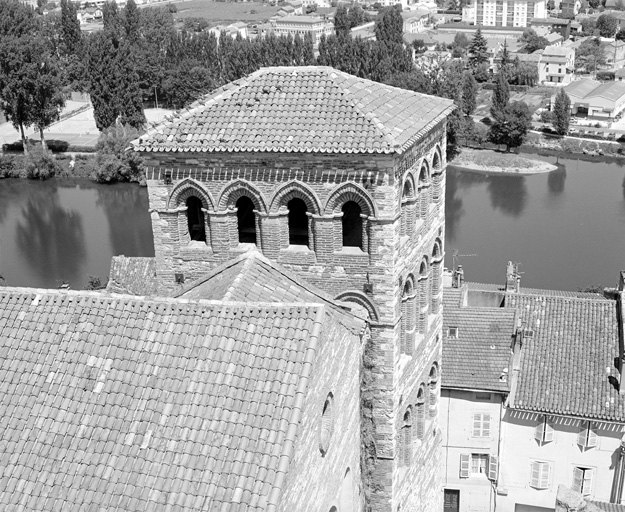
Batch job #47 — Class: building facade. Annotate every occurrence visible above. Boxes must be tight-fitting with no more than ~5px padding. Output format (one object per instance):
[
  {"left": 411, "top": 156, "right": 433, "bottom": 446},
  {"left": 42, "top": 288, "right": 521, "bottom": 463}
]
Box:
[
  {"left": 539, "top": 46, "right": 575, "bottom": 85},
  {"left": 462, "top": 0, "right": 546, "bottom": 27},
  {"left": 264, "top": 15, "right": 333, "bottom": 47},
  {"left": 133, "top": 66, "right": 455, "bottom": 511}
]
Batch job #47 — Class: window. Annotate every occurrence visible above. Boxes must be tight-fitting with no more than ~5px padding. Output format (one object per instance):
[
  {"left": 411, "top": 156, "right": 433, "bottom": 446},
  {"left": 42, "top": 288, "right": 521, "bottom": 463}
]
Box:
[
  {"left": 530, "top": 461, "right": 551, "bottom": 489},
  {"left": 186, "top": 196, "right": 206, "bottom": 242},
  {"left": 236, "top": 196, "right": 256, "bottom": 244},
  {"left": 475, "top": 392, "right": 492, "bottom": 401},
  {"left": 472, "top": 413, "right": 491, "bottom": 438},
  {"left": 577, "top": 422, "right": 598, "bottom": 450},
  {"left": 534, "top": 416, "right": 554, "bottom": 444},
  {"left": 572, "top": 467, "right": 594, "bottom": 496},
  {"left": 287, "top": 198, "right": 309, "bottom": 246},
  {"left": 319, "top": 393, "right": 334, "bottom": 456},
  {"left": 415, "top": 386, "right": 426, "bottom": 440},
  {"left": 447, "top": 327, "right": 458, "bottom": 338},
  {"left": 459, "top": 453, "right": 498, "bottom": 481},
  {"left": 342, "top": 201, "right": 362, "bottom": 248},
  {"left": 401, "top": 408, "right": 412, "bottom": 466}
]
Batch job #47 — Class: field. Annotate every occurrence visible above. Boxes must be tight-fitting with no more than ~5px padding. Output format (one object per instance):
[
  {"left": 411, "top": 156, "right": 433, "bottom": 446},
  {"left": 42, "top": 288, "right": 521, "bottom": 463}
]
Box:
[{"left": 171, "top": 0, "right": 280, "bottom": 24}]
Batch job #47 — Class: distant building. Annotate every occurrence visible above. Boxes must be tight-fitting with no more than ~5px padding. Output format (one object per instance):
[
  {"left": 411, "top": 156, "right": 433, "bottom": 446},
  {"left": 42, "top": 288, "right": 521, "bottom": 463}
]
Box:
[
  {"left": 530, "top": 16, "right": 571, "bottom": 38},
  {"left": 209, "top": 22, "right": 249, "bottom": 39},
  {"left": 562, "top": 78, "right": 625, "bottom": 119},
  {"left": 540, "top": 45, "right": 575, "bottom": 85},
  {"left": 560, "top": 0, "right": 582, "bottom": 18},
  {"left": 441, "top": 265, "right": 625, "bottom": 512},
  {"left": 462, "top": 0, "right": 546, "bottom": 27},
  {"left": 262, "top": 15, "right": 333, "bottom": 47},
  {"left": 351, "top": 21, "right": 376, "bottom": 41},
  {"left": 402, "top": 10, "right": 432, "bottom": 33},
  {"left": 603, "top": 40, "right": 625, "bottom": 69}
]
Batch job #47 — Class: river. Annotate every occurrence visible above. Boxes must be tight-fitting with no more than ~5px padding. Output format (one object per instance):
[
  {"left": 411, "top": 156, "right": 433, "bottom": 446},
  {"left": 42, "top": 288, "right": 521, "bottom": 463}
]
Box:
[{"left": 1, "top": 155, "right": 625, "bottom": 291}]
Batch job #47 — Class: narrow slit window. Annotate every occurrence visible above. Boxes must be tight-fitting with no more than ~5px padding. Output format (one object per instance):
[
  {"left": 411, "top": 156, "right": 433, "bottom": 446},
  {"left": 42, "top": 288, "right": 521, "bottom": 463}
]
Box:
[
  {"left": 236, "top": 196, "right": 256, "bottom": 244},
  {"left": 186, "top": 196, "right": 206, "bottom": 242},
  {"left": 342, "top": 201, "right": 362, "bottom": 248},
  {"left": 288, "top": 198, "right": 309, "bottom": 246}
]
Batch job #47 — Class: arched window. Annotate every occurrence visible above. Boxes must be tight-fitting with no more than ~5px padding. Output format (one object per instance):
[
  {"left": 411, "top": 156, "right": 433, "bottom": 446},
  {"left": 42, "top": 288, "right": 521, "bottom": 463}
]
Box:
[
  {"left": 401, "top": 278, "right": 415, "bottom": 355},
  {"left": 429, "top": 364, "right": 439, "bottom": 418},
  {"left": 430, "top": 240, "right": 443, "bottom": 314},
  {"left": 418, "top": 164, "right": 430, "bottom": 221},
  {"left": 342, "top": 201, "right": 362, "bottom": 249},
  {"left": 416, "top": 386, "right": 426, "bottom": 440},
  {"left": 418, "top": 259, "right": 429, "bottom": 334},
  {"left": 236, "top": 196, "right": 256, "bottom": 244},
  {"left": 402, "top": 407, "right": 413, "bottom": 466},
  {"left": 186, "top": 196, "right": 206, "bottom": 242},
  {"left": 320, "top": 393, "right": 334, "bottom": 456},
  {"left": 401, "top": 179, "right": 415, "bottom": 238},
  {"left": 288, "top": 198, "right": 309, "bottom": 246}
]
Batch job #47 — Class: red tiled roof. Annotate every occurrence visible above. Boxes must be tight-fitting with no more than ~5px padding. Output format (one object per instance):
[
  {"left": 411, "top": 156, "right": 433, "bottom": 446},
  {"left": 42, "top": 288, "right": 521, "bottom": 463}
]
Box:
[
  {"left": 506, "top": 293, "right": 625, "bottom": 422},
  {"left": 442, "top": 306, "right": 516, "bottom": 392},
  {"left": 132, "top": 66, "right": 455, "bottom": 155},
  {"left": 0, "top": 288, "right": 326, "bottom": 511}
]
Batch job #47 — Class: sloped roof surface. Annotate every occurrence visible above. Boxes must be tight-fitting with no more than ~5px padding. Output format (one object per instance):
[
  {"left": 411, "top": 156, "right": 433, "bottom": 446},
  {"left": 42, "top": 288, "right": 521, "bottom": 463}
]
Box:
[
  {"left": 506, "top": 293, "right": 624, "bottom": 421},
  {"left": 590, "top": 501, "right": 625, "bottom": 512},
  {"left": 133, "top": 66, "right": 454, "bottom": 155},
  {"left": 442, "top": 306, "right": 515, "bottom": 392},
  {"left": 0, "top": 288, "right": 325, "bottom": 511},
  {"left": 107, "top": 256, "right": 159, "bottom": 296}
]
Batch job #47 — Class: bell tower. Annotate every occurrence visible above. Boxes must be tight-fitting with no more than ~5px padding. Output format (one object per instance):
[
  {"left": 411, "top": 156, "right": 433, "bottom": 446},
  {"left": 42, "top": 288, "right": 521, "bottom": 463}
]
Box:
[{"left": 135, "top": 66, "right": 454, "bottom": 512}]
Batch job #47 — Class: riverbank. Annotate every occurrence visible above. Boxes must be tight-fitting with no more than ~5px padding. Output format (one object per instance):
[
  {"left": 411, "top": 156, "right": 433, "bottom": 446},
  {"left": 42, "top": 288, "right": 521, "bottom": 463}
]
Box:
[{"left": 451, "top": 148, "right": 558, "bottom": 175}]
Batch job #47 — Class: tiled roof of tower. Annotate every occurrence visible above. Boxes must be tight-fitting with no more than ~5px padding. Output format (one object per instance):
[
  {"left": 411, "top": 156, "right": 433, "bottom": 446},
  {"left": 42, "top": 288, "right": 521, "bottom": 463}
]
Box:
[
  {"left": 506, "top": 293, "right": 625, "bottom": 422},
  {"left": 442, "top": 307, "right": 516, "bottom": 392},
  {"left": 132, "top": 66, "right": 455, "bottom": 154},
  {"left": 0, "top": 287, "right": 327, "bottom": 511}
]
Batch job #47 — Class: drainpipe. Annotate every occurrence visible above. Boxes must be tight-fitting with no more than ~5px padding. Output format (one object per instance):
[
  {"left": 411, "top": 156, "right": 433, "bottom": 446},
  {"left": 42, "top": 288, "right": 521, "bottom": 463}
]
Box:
[{"left": 610, "top": 434, "right": 625, "bottom": 503}]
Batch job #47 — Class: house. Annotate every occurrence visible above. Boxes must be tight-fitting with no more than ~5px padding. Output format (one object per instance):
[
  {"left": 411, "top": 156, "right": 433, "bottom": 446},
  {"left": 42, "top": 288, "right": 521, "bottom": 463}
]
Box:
[
  {"left": 441, "top": 264, "right": 625, "bottom": 512},
  {"left": 351, "top": 21, "right": 376, "bottom": 41},
  {"left": 530, "top": 16, "right": 571, "bottom": 38},
  {"left": 209, "top": 22, "right": 249, "bottom": 39},
  {"left": 539, "top": 45, "right": 575, "bottom": 85},
  {"left": 0, "top": 66, "right": 455, "bottom": 512},
  {"left": 277, "top": 5, "right": 296, "bottom": 16},
  {"left": 560, "top": 0, "right": 582, "bottom": 18},
  {"left": 602, "top": 40, "right": 625, "bottom": 69},
  {"left": 262, "top": 16, "right": 334, "bottom": 48},
  {"left": 286, "top": 0, "right": 303, "bottom": 15},
  {"left": 560, "top": 78, "right": 625, "bottom": 119},
  {"left": 402, "top": 9, "right": 432, "bottom": 33},
  {"left": 545, "top": 31, "right": 564, "bottom": 46},
  {"left": 462, "top": 0, "right": 546, "bottom": 27}
]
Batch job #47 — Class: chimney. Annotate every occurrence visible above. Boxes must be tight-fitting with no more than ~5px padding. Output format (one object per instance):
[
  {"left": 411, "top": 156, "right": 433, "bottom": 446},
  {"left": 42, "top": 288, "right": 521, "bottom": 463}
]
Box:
[
  {"left": 506, "top": 261, "right": 520, "bottom": 293},
  {"left": 452, "top": 265, "right": 464, "bottom": 289}
]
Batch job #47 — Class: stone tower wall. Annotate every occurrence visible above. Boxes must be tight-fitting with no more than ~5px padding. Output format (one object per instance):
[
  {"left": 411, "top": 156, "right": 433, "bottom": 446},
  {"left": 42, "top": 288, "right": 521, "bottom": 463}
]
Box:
[{"left": 143, "top": 119, "right": 447, "bottom": 512}]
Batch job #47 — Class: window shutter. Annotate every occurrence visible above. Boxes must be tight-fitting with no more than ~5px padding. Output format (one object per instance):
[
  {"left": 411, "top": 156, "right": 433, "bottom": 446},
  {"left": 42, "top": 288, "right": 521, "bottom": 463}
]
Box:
[
  {"left": 572, "top": 467, "right": 583, "bottom": 492},
  {"left": 583, "top": 469, "right": 593, "bottom": 496},
  {"left": 587, "top": 425, "right": 598, "bottom": 449},
  {"left": 539, "top": 463, "right": 550, "bottom": 489},
  {"left": 543, "top": 420, "right": 554, "bottom": 443},
  {"left": 473, "top": 414, "right": 481, "bottom": 437},
  {"left": 530, "top": 461, "right": 540, "bottom": 487},
  {"left": 488, "top": 455, "right": 498, "bottom": 482},
  {"left": 483, "top": 414, "right": 491, "bottom": 438},
  {"left": 534, "top": 420, "right": 545, "bottom": 443},
  {"left": 459, "top": 454, "right": 470, "bottom": 478},
  {"left": 577, "top": 424, "right": 587, "bottom": 448}
]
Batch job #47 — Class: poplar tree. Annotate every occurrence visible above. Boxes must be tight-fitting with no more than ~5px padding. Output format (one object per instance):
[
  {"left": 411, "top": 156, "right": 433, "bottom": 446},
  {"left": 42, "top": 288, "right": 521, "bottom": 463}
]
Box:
[
  {"left": 491, "top": 72, "right": 510, "bottom": 117},
  {"left": 374, "top": 5, "right": 404, "bottom": 46},
  {"left": 59, "top": 0, "right": 81, "bottom": 55},
  {"left": 552, "top": 89, "right": 571, "bottom": 135},
  {"left": 461, "top": 71, "right": 478, "bottom": 116},
  {"left": 334, "top": 5, "right": 350, "bottom": 36}
]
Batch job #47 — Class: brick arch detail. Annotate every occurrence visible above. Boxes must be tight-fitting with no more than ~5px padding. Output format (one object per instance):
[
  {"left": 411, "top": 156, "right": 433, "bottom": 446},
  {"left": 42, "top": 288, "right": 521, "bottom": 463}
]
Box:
[
  {"left": 334, "top": 290, "right": 381, "bottom": 323},
  {"left": 403, "top": 274, "right": 415, "bottom": 295},
  {"left": 402, "top": 173, "right": 416, "bottom": 199},
  {"left": 167, "top": 178, "right": 215, "bottom": 210},
  {"left": 217, "top": 180, "right": 268, "bottom": 213},
  {"left": 432, "top": 145, "right": 442, "bottom": 174},
  {"left": 269, "top": 180, "right": 322, "bottom": 214},
  {"left": 418, "top": 160, "right": 430, "bottom": 184},
  {"left": 324, "top": 183, "right": 377, "bottom": 217},
  {"left": 429, "top": 362, "right": 439, "bottom": 382},
  {"left": 419, "top": 256, "right": 430, "bottom": 276},
  {"left": 432, "top": 238, "right": 443, "bottom": 261}
]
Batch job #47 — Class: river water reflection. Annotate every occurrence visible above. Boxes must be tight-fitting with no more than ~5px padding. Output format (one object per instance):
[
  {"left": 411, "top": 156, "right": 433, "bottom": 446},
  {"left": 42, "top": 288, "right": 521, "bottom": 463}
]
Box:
[
  {"left": 445, "top": 155, "right": 625, "bottom": 291},
  {"left": 0, "top": 178, "right": 154, "bottom": 289}
]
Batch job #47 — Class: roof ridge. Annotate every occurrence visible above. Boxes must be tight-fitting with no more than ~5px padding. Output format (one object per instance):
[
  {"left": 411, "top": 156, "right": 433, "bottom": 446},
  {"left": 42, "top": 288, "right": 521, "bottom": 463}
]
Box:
[{"left": 223, "top": 250, "right": 259, "bottom": 301}]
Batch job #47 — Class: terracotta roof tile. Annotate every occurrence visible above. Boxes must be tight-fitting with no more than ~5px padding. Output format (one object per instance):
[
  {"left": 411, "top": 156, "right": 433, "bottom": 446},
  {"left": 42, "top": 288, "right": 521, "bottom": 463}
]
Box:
[
  {"left": 0, "top": 288, "right": 325, "bottom": 511},
  {"left": 133, "top": 66, "right": 454, "bottom": 155},
  {"left": 107, "top": 256, "right": 159, "bottom": 296}
]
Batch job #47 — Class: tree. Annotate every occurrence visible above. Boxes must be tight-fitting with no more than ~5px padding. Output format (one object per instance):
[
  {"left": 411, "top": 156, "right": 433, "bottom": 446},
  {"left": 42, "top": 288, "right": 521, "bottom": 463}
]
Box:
[
  {"left": 374, "top": 5, "right": 403, "bottom": 46},
  {"left": 123, "top": 0, "right": 140, "bottom": 41},
  {"left": 519, "top": 28, "right": 548, "bottom": 53},
  {"left": 334, "top": 5, "right": 350, "bottom": 36},
  {"left": 596, "top": 13, "right": 618, "bottom": 37},
  {"left": 499, "top": 39, "right": 512, "bottom": 77},
  {"left": 468, "top": 28, "right": 489, "bottom": 67},
  {"left": 580, "top": 17, "right": 597, "bottom": 36},
  {"left": 348, "top": 4, "right": 366, "bottom": 28},
  {"left": 552, "top": 88, "right": 571, "bottom": 135},
  {"left": 489, "top": 101, "right": 532, "bottom": 151},
  {"left": 59, "top": 0, "right": 81, "bottom": 55},
  {"left": 575, "top": 37, "right": 605, "bottom": 73},
  {"left": 491, "top": 72, "right": 510, "bottom": 117},
  {"left": 461, "top": 71, "right": 478, "bottom": 116},
  {"left": 413, "top": 38, "right": 427, "bottom": 53},
  {"left": 616, "top": 27, "right": 625, "bottom": 40},
  {"left": 510, "top": 58, "right": 538, "bottom": 86}
]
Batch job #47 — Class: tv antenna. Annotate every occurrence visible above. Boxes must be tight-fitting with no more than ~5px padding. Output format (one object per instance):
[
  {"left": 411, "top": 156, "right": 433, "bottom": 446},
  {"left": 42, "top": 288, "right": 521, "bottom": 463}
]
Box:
[{"left": 452, "top": 249, "right": 477, "bottom": 270}]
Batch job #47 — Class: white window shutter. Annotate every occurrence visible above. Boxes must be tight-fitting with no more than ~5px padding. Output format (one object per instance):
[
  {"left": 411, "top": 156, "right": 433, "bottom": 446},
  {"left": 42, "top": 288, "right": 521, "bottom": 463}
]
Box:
[
  {"left": 587, "top": 425, "right": 598, "bottom": 448},
  {"left": 583, "top": 469, "right": 593, "bottom": 496},
  {"left": 572, "top": 467, "right": 583, "bottom": 492},
  {"left": 543, "top": 420, "right": 554, "bottom": 443},
  {"left": 577, "top": 424, "right": 587, "bottom": 448},
  {"left": 488, "top": 455, "right": 498, "bottom": 482},
  {"left": 535, "top": 420, "right": 545, "bottom": 443},
  {"left": 460, "top": 454, "right": 470, "bottom": 478},
  {"left": 483, "top": 414, "right": 491, "bottom": 438},
  {"left": 530, "top": 461, "right": 540, "bottom": 487},
  {"left": 539, "top": 463, "right": 550, "bottom": 489}
]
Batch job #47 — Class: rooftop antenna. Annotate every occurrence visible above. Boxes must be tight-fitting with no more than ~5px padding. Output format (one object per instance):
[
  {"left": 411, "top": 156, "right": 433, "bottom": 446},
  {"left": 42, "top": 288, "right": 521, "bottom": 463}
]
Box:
[{"left": 452, "top": 249, "right": 477, "bottom": 270}]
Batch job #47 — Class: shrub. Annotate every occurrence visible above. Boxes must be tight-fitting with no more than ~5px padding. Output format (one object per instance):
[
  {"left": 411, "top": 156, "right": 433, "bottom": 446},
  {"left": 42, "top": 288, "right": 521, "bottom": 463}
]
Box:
[
  {"left": 540, "top": 110, "right": 553, "bottom": 123},
  {"left": 91, "top": 124, "right": 145, "bottom": 184},
  {"left": 24, "top": 146, "right": 61, "bottom": 180}
]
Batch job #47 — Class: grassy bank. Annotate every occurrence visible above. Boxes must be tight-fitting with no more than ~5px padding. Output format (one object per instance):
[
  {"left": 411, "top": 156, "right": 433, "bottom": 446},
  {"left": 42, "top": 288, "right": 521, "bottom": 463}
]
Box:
[{"left": 451, "top": 148, "right": 558, "bottom": 174}]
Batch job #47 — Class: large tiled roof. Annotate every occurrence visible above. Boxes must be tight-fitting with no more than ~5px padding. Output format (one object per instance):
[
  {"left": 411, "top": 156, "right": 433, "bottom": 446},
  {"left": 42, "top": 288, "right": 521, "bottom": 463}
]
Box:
[
  {"left": 590, "top": 501, "right": 625, "bottom": 512},
  {"left": 0, "top": 287, "right": 326, "bottom": 511},
  {"left": 442, "top": 306, "right": 515, "bottom": 392},
  {"left": 132, "top": 66, "right": 454, "bottom": 155},
  {"left": 107, "top": 256, "right": 159, "bottom": 296},
  {"left": 506, "top": 293, "right": 625, "bottom": 422}
]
